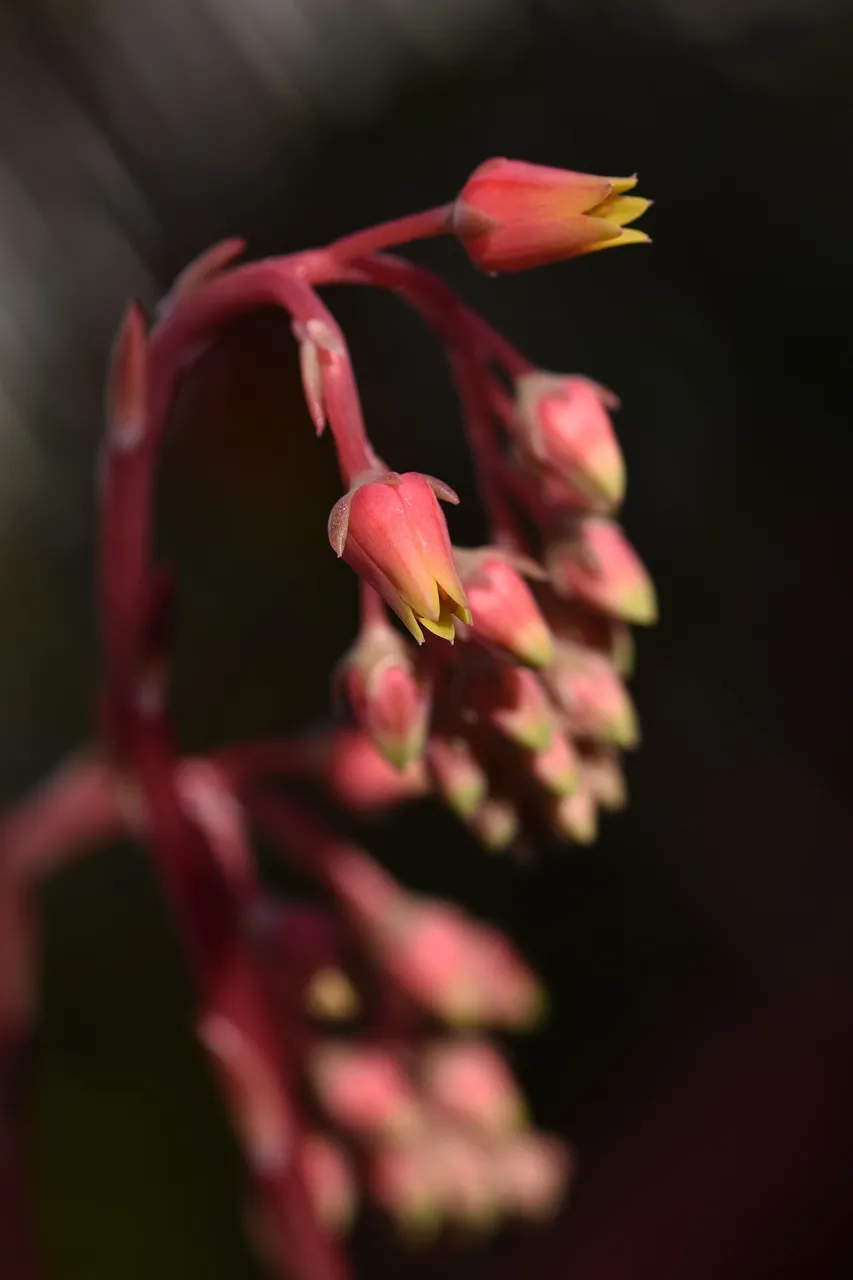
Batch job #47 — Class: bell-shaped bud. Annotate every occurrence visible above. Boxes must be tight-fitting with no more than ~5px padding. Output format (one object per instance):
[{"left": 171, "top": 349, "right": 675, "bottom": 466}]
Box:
[
  {"left": 490, "top": 666, "right": 554, "bottom": 751},
  {"left": 367, "top": 895, "right": 544, "bottom": 1029},
  {"left": 462, "top": 659, "right": 554, "bottom": 752},
  {"left": 309, "top": 1041, "right": 421, "bottom": 1140},
  {"left": 514, "top": 374, "right": 625, "bottom": 508},
  {"left": 318, "top": 729, "right": 430, "bottom": 813},
  {"left": 421, "top": 1039, "right": 527, "bottom": 1135},
  {"left": 453, "top": 158, "right": 650, "bottom": 274},
  {"left": 546, "top": 517, "right": 657, "bottom": 624},
  {"left": 455, "top": 548, "right": 554, "bottom": 668},
  {"left": 427, "top": 733, "right": 489, "bottom": 819},
  {"left": 463, "top": 921, "right": 548, "bottom": 1030},
  {"left": 546, "top": 645, "right": 639, "bottom": 747},
  {"left": 579, "top": 744, "right": 628, "bottom": 811},
  {"left": 298, "top": 1133, "right": 357, "bottom": 1233},
  {"left": 369, "top": 1143, "right": 441, "bottom": 1239},
  {"left": 492, "top": 1132, "right": 571, "bottom": 1222},
  {"left": 469, "top": 794, "right": 520, "bottom": 853},
  {"left": 427, "top": 1130, "right": 499, "bottom": 1231},
  {"left": 529, "top": 729, "right": 580, "bottom": 798},
  {"left": 328, "top": 470, "right": 470, "bottom": 643},
  {"left": 335, "top": 622, "right": 430, "bottom": 769},
  {"left": 550, "top": 784, "right": 598, "bottom": 845}
]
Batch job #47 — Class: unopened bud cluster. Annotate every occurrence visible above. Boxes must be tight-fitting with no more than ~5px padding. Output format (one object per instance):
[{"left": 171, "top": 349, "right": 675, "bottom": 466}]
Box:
[
  {"left": 77, "top": 154, "right": 657, "bottom": 1275},
  {"left": 308, "top": 1036, "right": 569, "bottom": 1237},
  {"left": 331, "top": 364, "right": 655, "bottom": 856},
  {"left": 256, "top": 881, "right": 567, "bottom": 1237}
]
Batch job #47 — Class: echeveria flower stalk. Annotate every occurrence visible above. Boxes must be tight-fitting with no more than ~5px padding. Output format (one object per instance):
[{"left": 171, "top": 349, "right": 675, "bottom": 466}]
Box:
[{"left": 2, "top": 149, "right": 658, "bottom": 1280}]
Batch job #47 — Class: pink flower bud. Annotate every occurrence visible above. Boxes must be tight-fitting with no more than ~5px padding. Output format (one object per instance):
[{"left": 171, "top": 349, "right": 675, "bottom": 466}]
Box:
[
  {"left": 309, "top": 1042, "right": 421, "bottom": 1139},
  {"left": 328, "top": 471, "right": 471, "bottom": 643},
  {"left": 530, "top": 729, "right": 580, "bottom": 798},
  {"left": 466, "top": 924, "right": 547, "bottom": 1029},
  {"left": 466, "top": 661, "right": 554, "bottom": 752},
  {"left": 580, "top": 744, "right": 628, "bottom": 811},
  {"left": 492, "top": 1132, "right": 571, "bottom": 1222},
  {"left": 298, "top": 1133, "right": 357, "bottom": 1232},
  {"left": 455, "top": 548, "right": 554, "bottom": 668},
  {"left": 369, "top": 1143, "right": 441, "bottom": 1238},
  {"left": 453, "top": 158, "right": 650, "bottom": 274},
  {"left": 551, "top": 783, "right": 598, "bottom": 845},
  {"left": 546, "top": 517, "right": 657, "bottom": 624},
  {"left": 369, "top": 896, "right": 543, "bottom": 1029},
  {"left": 421, "top": 1039, "right": 527, "bottom": 1134},
  {"left": 336, "top": 625, "right": 430, "bottom": 768},
  {"left": 515, "top": 374, "right": 625, "bottom": 507},
  {"left": 320, "top": 729, "right": 430, "bottom": 813},
  {"left": 427, "top": 1130, "right": 499, "bottom": 1230},
  {"left": 427, "top": 733, "right": 488, "bottom": 819},
  {"left": 547, "top": 645, "right": 639, "bottom": 748},
  {"left": 469, "top": 793, "right": 520, "bottom": 853}
]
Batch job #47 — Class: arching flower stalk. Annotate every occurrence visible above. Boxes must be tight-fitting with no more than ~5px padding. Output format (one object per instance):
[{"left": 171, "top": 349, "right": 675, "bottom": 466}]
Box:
[{"left": 0, "top": 157, "right": 654, "bottom": 1279}]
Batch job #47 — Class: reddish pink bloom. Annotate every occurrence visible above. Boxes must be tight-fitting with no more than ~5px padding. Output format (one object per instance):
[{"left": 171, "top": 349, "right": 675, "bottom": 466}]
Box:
[
  {"left": 458, "top": 654, "right": 555, "bottom": 752},
  {"left": 492, "top": 1132, "right": 571, "bottom": 1222},
  {"left": 530, "top": 729, "right": 580, "bottom": 798},
  {"left": 367, "top": 895, "right": 544, "bottom": 1029},
  {"left": 514, "top": 373, "right": 625, "bottom": 507},
  {"left": 421, "top": 1039, "right": 526, "bottom": 1134},
  {"left": 319, "top": 728, "right": 430, "bottom": 813},
  {"left": 298, "top": 1133, "right": 357, "bottom": 1232},
  {"left": 465, "top": 923, "right": 547, "bottom": 1029},
  {"left": 426, "top": 733, "right": 488, "bottom": 819},
  {"left": 336, "top": 623, "right": 430, "bottom": 768},
  {"left": 310, "top": 1042, "right": 421, "bottom": 1139},
  {"left": 546, "top": 644, "right": 639, "bottom": 747},
  {"left": 453, "top": 158, "right": 650, "bottom": 274},
  {"left": 328, "top": 470, "right": 471, "bottom": 643},
  {"left": 455, "top": 548, "right": 554, "bottom": 668},
  {"left": 469, "top": 793, "right": 520, "bottom": 853},
  {"left": 369, "top": 1143, "right": 441, "bottom": 1236},
  {"left": 486, "top": 664, "right": 555, "bottom": 752},
  {"left": 551, "top": 783, "right": 598, "bottom": 845},
  {"left": 546, "top": 516, "right": 657, "bottom": 624},
  {"left": 579, "top": 743, "right": 628, "bottom": 812},
  {"left": 425, "top": 1130, "right": 498, "bottom": 1229}
]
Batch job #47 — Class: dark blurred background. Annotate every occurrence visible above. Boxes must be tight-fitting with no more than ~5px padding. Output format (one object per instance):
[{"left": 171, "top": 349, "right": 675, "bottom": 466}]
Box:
[{"left": 2, "top": 0, "right": 853, "bottom": 1276}]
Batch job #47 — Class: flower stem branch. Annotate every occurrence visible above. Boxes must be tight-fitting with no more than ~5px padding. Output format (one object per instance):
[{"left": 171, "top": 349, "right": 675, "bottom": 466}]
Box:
[
  {"left": 313, "top": 204, "right": 454, "bottom": 266},
  {"left": 99, "top": 302, "right": 352, "bottom": 1280}
]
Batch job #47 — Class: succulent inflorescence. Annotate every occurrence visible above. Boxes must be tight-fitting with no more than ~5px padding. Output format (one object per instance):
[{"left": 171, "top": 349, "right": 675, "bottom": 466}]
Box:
[{"left": 0, "top": 158, "right": 653, "bottom": 1278}]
